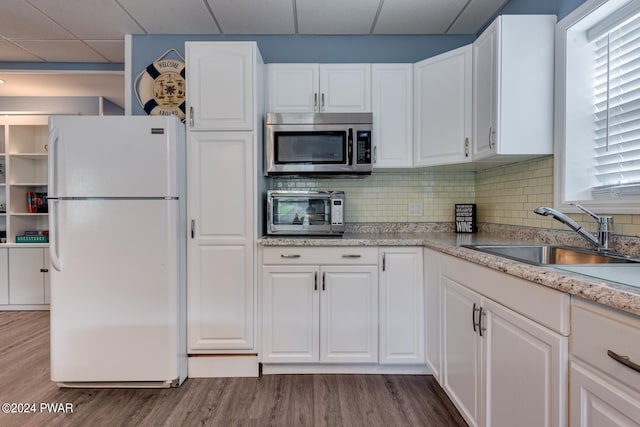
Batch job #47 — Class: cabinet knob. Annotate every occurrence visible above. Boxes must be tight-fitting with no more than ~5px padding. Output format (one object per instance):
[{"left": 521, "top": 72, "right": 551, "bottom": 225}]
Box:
[{"left": 40, "top": 268, "right": 49, "bottom": 273}]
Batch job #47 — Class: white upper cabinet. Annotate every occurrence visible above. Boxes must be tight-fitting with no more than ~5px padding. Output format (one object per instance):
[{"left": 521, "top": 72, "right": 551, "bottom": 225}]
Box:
[
  {"left": 472, "top": 15, "right": 556, "bottom": 161},
  {"left": 186, "top": 42, "right": 256, "bottom": 131},
  {"left": 267, "top": 63, "right": 371, "bottom": 113},
  {"left": 414, "top": 45, "right": 472, "bottom": 167},
  {"left": 372, "top": 64, "right": 413, "bottom": 169}
]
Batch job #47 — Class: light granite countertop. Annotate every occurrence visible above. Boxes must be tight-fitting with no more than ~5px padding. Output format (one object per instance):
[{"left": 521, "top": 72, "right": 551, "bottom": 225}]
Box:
[{"left": 259, "top": 227, "right": 640, "bottom": 317}]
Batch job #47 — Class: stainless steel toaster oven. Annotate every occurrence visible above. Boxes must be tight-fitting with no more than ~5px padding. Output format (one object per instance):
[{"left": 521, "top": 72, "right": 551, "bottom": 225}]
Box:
[{"left": 267, "top": 190, "right": 345, "bottom": 235}]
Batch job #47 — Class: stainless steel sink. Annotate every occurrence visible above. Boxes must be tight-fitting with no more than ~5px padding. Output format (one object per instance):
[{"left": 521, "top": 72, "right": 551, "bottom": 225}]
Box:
[{"left": 461, "top": 244, "right": 640, "bottom": 265}]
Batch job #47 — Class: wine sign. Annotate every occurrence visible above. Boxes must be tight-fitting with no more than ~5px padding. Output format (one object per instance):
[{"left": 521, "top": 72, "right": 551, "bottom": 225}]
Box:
[{"left": 455, "top": 204, "right": 476, "bottom": 233}]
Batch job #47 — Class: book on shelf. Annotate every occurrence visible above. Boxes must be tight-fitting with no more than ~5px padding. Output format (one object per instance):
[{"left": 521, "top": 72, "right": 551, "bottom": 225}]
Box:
[
  {"left": 26, "top": 192, "right": 48, "bottom": 213},
  {"left": 16, "top": 235, "right": 48, "bottom": 243},
  {"left": 23, "top": 230, "right": 49, "bottom": 236}
]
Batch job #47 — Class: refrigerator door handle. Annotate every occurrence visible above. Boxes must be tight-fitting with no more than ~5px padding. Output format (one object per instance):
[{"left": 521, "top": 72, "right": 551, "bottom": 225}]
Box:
[
  {"left": 49, "top": 199, "right": 62, "bottom": 271},
  {"left": 48, "top": 127, "right": 59, "bottom": 197}
]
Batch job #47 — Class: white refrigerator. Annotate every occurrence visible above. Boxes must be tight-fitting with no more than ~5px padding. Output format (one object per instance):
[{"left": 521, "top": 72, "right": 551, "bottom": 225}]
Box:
[{"left": 48, "top": 116, "right": 187, "bottom": 388}]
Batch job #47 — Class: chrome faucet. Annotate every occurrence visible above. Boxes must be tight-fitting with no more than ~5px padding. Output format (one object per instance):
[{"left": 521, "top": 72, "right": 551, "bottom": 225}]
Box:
[{"left": 533, "top": 204, "right": 614, "bottom": 252}]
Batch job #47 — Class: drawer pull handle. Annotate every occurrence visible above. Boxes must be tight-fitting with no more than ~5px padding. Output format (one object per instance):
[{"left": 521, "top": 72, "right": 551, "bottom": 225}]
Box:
[
  {"left": 607, "top": 350, "right": 640, "bottom": 373},
  {"left": 280, "top": 254, "right": 301, "bottom": 259},
  {"left": 341, "top": 254, "right": 361, "bottom": 258}
]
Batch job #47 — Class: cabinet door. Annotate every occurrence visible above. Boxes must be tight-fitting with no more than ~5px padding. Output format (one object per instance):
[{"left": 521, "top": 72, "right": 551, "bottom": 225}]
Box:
[
  {"left": 570, "top": 361, "right": 640, "bottom": 427},
  {"left": 319, "top": 64, "right": 371, "bottom": 112},
  {"left": 261, "top": 266, "right": 319, "bottom": 363},
  {"left": 414, "top": 45, "right": 472, "bottom": 167},
  {"left": 187, "top": 132, "right": 254, "bottom": 352},
  {"left": 424, "top": 249, "right": 441, "bottom": 379},
  {"left": 320, "top": 265, "right": 378, "bottom": 363},
  {"left": 379, "top": 247, "right": 424, "bottom": 364},
  {"left": 8, "top": 247, "right": 45, "bottom": 305},
  {"left": 186, "top": 42, "right": 254, "bottom": 130},
  {"left": 43, "top": 248, "right": 50, "bottom": 304},
  {"left": 442, "top": 276, "right": 482, "bottom": 427},
  {"left": 472, "top": 21, "right": 498, "bottom": 160},
  {"left": 267, "top": 64, "right": 319, "bottom": 113},
  {"left": 371, "top": 64, "right": 413, "bottom": 168},
  {"left": 0, "top": 248, "right": 8, "bottom": 305},
  {"left": 483, "top": 298, "right": 567, "bottom": 427}
]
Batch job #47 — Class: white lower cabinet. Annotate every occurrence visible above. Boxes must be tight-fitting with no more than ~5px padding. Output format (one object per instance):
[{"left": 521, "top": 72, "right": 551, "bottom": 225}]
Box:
[
  {"left": 7, "top": 247, "right": 49, "bottom": 306},
  {"left": 570, "top": 362, "right": 640, "bottom": 427},
  {"left": 424, "top": 248, "right": 442, "bottom": 380},
  {"left": 378, "top": 247, "right": 424, "bottom": 364},
  {"left": 261, "top": 248, "right": 378, "bottom": 364},
  {"left": 187, "top": 131, "right": 256, "bottom": 352},
  {"left": 433, "top": 251, "right": 568, "bottom": 427},
  {"left": 570, "top": 298, "right": 640, "bottom": 426}
]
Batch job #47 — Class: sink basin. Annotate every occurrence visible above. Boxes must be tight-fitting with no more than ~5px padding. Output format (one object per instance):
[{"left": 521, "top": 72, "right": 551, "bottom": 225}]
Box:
[{"left": 461, "top": 244, "right": 640, "bottom": 265}]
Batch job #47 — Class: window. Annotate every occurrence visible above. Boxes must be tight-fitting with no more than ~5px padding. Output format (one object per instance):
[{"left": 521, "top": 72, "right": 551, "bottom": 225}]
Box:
[{"left": 556, "top": 0, "right": 640, "bottom": 213}]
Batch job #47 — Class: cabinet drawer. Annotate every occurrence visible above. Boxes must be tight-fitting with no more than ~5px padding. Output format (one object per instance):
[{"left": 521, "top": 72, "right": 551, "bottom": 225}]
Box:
[
  {"left": 262, "top": 247, "right": 378, "bottom": 265},
  {"left": 572, "top": 298, "right": 640, "bottom": 394}
]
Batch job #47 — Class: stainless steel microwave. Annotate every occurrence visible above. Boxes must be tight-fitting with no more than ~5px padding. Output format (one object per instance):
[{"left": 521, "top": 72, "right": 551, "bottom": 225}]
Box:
[
  {"left": 267, "top": 190, "right": 345, "bottom": 235},
  {"left": 265, "top": 112, "right": 372, "bottom": 175}
]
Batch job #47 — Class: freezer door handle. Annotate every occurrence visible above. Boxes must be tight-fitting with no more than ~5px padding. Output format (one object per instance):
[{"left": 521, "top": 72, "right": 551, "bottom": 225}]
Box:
[
  {"left": 48, "top": 127, "right": 59, "bottom": 197},
  {"left": 49, "top": 199, "right": 62, "bottom": 271}
]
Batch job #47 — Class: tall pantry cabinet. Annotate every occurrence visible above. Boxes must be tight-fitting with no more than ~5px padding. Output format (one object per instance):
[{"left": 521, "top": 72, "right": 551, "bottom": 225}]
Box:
[{"left": 185, "top": 42, "right": 264, "bottom": 376}]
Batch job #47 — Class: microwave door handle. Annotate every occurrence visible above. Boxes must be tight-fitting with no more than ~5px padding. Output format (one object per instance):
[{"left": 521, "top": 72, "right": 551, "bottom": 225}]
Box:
[{"left": 348, "top": 128, "right": 354, "bottom": 165}]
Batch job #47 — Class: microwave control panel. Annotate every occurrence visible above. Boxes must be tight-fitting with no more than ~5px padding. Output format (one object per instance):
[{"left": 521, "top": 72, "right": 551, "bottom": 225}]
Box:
[
  {"left": 356, "top": 131, "right": 372, "bottom": 164},
  {"left": 331, "top": 199, "right": 344, "bottom": 225}
]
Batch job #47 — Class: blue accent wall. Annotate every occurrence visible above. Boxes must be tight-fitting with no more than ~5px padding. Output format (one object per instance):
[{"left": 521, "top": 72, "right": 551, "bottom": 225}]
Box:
[{"left": 131, "top": 34, "right": 475, "bottom": 115}]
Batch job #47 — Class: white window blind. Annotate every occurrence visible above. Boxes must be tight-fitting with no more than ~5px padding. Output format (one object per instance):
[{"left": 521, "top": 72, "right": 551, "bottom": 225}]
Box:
[{"left": 592, "top": 8, "right": 640, "bottom": 197}]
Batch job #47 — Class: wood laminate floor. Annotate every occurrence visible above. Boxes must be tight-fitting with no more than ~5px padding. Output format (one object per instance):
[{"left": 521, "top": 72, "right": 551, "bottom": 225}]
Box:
[{"left": 0, "top": 311, "right": 466, "bottom": 427}]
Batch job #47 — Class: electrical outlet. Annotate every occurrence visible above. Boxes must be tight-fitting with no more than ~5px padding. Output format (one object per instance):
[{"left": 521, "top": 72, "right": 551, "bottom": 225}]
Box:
[{"left": 408, "top": 203, "right": 423, "bottom": 217}]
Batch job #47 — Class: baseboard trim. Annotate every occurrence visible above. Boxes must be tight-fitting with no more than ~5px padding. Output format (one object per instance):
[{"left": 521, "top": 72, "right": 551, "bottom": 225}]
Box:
[
  {"left": 188, "top": 355, "right": 259, "bottom": 378},
  {"left": 261, "top": 364, "right": 430, "bottom": 375}
]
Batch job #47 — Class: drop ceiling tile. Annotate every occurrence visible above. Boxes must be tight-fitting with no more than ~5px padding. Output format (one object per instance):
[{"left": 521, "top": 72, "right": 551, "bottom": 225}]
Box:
[
  {"left": 208, "top": 0, "right": 294, "bottom": 34},
  {"left": 448, "top": 0, "right": 509, "bottom": 34},
  {"left": 13, "top": 40, "right": 108, "bottom": 62},
  {"left": 297, "top": 0, "right": 381, "bottom": 34},
  {"left": 27, "top": 0, "right": 144, "bottom": 39},
  {"left": 119, "top": 0, "right": 220, "bottom": 34},
  {"left": 373, "top": 0, "right": 468, "bottom": 34},
  {"left": 0, "top": 40, "right": 44, "bottom": 61},
  {"left": 0, "top": 0, "right": 73, "bottom": 39},
  {"left": 84, "top": 40, "right": 125, "bottom": 63}
]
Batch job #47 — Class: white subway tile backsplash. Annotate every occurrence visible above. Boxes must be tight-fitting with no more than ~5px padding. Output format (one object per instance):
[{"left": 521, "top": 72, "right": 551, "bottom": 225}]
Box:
[{"left": 271, "top": 155, "right": 640, "bottom": 236}]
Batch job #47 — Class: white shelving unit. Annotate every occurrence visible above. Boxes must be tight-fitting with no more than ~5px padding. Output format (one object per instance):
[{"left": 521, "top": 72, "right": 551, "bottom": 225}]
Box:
[
  {"left": 1, "top": 116, "right": 49, "bottom": 245},
  {"left": 0, "top": 116, "right": 50, "bottom": 311}
]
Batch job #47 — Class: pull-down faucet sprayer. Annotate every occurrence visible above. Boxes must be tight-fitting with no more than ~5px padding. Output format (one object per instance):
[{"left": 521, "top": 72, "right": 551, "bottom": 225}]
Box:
[{"left": 533, "top": 204, "right": 614, "bottom": 252}]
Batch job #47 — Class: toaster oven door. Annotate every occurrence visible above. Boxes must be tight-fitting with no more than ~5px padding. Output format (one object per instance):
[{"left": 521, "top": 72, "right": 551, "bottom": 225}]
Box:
[{"left": 268, "top": 194, "right": 333, "bottom": 234}]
